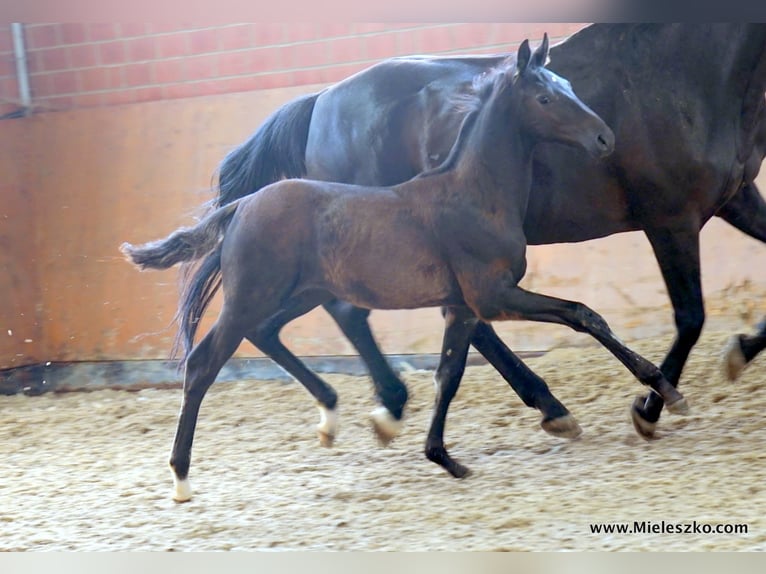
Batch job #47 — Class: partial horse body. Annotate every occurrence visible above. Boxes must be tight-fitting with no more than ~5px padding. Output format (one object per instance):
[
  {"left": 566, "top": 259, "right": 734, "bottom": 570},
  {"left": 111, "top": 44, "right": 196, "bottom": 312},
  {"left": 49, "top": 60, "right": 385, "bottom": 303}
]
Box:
[
  {"left": 196, "top": 23, "right": 766, "bottom": 439},
  {"left": 124, "top": 39, "right": 686, "bottom": 500}
]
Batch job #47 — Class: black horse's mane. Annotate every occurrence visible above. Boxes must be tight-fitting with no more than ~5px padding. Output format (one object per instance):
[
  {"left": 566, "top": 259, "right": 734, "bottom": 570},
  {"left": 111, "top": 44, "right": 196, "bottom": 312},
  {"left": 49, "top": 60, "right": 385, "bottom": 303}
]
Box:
[{"left": 415, "top": 57, "right": 516, "bottom": 179}]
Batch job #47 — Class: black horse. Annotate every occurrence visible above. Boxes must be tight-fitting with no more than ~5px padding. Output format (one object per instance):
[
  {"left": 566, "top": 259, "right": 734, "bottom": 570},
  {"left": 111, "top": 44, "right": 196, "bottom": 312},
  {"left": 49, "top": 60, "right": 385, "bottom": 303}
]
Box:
[
  {"left": 123, "top": 38, "right": 691, "bottom": 499},
  {"left": 183, "top": 24, "right": 766, "bottom": 440}
]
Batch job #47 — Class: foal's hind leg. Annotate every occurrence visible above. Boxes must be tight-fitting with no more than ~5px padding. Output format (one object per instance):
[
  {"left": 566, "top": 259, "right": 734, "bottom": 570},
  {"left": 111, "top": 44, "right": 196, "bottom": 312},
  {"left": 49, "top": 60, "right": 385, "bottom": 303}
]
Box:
[
  {"left": 170, "top": 311, "right": 245, "bottom": 502},
  {"left": 323, "top": 299, "right": 409, "bottom": 444},
  {"left": 425, "top": 306, "right": 478, "bottom": 478},
  {"left": 248, "top": 293, "right": 340, "bottom": 447}
]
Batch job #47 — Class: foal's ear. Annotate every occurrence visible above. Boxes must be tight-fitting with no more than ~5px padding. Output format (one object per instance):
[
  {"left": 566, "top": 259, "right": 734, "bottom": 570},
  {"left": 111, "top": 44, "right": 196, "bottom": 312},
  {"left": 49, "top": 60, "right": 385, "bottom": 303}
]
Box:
[
  {"left": 530, "top": 33, "right": 550, "bottom": 68},
  {"left": 516, "top": 39, "right": 531, "bottom": 74}
]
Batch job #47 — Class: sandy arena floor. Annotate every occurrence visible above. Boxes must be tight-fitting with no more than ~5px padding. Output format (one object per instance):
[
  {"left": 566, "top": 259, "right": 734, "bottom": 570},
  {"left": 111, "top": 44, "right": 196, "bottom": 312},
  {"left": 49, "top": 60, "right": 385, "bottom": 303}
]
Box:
[{"left": 1, "top": 329, "right": 764, "bottom": 551}]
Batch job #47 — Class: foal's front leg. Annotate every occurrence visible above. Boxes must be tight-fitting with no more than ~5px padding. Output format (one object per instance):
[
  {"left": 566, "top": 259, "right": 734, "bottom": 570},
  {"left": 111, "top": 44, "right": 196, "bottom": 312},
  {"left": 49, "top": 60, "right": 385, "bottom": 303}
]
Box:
[{"left": 425, "top": 306, "right": 479, "bottom": 478}]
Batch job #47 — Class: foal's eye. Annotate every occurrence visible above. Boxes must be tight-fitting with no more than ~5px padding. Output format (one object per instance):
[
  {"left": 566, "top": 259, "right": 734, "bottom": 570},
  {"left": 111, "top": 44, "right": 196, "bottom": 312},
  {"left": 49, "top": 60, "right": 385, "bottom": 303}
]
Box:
[{"left": 537, "top": 95, "right": 551, "bottom": 105}]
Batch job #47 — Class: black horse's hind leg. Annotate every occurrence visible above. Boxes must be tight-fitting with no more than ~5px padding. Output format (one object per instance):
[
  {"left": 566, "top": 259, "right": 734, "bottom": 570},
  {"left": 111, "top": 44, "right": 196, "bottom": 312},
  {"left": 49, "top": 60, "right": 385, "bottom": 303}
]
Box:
[
  {"left": 717, "top": 184, "right": 766, "bottom": 380},
  {"left": 249, "top": 293, "right": 340, "bottom": 447},
  {"left": 634, "top": 224, "right": 704, "bottom": 438},
  {"left": 323, "top": 299, "right": 409, "bottom": 444},
  {"left": 723, "top": 317, "right": 766, "bottom": 380},
  {"left": 169, "top": 310, "right": 245, "bottom": 502},
  {"left": 488, "top": 286, "right": 689, "bottom": 414},
  {"left": 470, "top": 321, "right": 581, "bottom": 438},
  {"left": 425, "top": 306, "right": 478, "bottom": 478}
]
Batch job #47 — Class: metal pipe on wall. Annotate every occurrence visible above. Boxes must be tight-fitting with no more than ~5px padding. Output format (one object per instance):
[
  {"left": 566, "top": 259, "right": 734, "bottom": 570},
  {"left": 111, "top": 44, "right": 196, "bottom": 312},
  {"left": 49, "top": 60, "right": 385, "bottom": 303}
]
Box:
[{"left": 11, "top": 23, "right": 32, "bottom": 115}]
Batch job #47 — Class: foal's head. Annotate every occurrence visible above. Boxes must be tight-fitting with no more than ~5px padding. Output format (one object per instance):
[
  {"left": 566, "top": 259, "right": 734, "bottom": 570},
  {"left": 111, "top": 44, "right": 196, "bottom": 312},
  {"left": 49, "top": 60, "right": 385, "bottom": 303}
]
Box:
[{"left": 497, "top": 34, "right": 615, "bottom": 158}]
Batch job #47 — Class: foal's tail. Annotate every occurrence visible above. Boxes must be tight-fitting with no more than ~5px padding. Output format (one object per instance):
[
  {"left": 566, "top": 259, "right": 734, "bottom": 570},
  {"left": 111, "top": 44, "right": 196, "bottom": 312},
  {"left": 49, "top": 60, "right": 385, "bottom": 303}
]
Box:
[
  {"left": 214, "top": 91, "right": 320, "bottom": 207},
  {"left": 120, "top": 201, "right": 241, "bottom": 362},
  {"left": 120, "top": 201, "right": 240, "bottom": 270}
]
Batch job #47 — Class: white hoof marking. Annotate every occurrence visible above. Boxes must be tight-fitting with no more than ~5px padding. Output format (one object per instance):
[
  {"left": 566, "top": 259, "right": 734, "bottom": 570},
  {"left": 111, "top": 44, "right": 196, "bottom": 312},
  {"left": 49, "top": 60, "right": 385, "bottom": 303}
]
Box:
[
  {"left": 173, "top": 477, "right": 192, "bottom": 503},
  {"left": 317, "top": 405, "right": 338, "bottom": 441},
  {"left": 371, "top": 406, "right": 403, "bottom": 442}
]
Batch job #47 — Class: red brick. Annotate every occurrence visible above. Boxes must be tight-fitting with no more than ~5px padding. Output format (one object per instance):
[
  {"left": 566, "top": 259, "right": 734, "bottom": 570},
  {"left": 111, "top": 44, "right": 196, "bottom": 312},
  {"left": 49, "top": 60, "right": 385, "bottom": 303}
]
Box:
[
  {"left": 79, "top": 67, "right": 110, "bottom": 91},
  {"left": 216, "top": 75, "right": 261, "bottom": 93},
  {"left": 364, "top": 33, "right": 397, "bottom": 60},
  {"left": 0, "top": 102, "right": 18, "bottom": 117},
  {"left": 100, "top": 41, "right": 126, "bottom": 65},
  {"left": 0, "top": 76, "right": 18, "bottom": 99},
  {"left": 284, "top": 23, "right": 319, "bottom": 43},
  {"left": 48, "top": 70, "right": 78, "bottom": 95},
  {"left": 288, "top": 41, "right": 329, "bottom": 69},
  {"left": 89, "top": 23, "right": 117, "bottom": 42},
  {"left": 73, "top": 92, "right": 104, "bottom": 108},
  {"left": 418, "top": 26, "right": 455, "bottom": 53},
  {"left": 195, "top": 79, "right": 232, "bottom": 97},
  {"left": 157, "top": 33, "right": 188, "bottom": 58},
  {"left": 38, "top": 47, "right": 69, "bottom": 72},
  {"left": 451, "top": 23, "right": 494, "bottom": 50},
  {"left": 68, "top": 44, "right": 97, "bottom": 68},
  {"left": 291, "top": 67, "right": 325, "bottom": 86},
  {"left": 188, "top": 28, "right": 219, "bottom": 55},
  {"left": 25, "top": 25, "right": 60, "bottom": 50},
  {"left": 60, "top": 23, "right": 87, "bottom": 45},
  {"left": 0, "top": 30, "right": 12, "bottom": 53},
  {"left": 217, "top": 50, "right": 252, "bottom": 77},
  {"left": 252, "top": 72, "right": 294, "bottom": 91},
  {"left": 394, "top": 30, "right": 421, "bottom": 55},
  {"left": 102, "top": 89, "right": 136, "bottom": 106},
  {"left": 184, "top": 54, "right": 218, "bottom": 80},
  {"left": 125, "top": 36, "right": 156, "bottom": 62},
  {"left": 353, "top": 23, "right": 391, "bottom": 35},
  {"left": 250, "top": 46, "right": 282, "bottom": 73},
  {"left": 162, "top": 82, "right": 199, "bottom": 100},
  {"left": 321, "top": 62, "right": 369, "bottom": 84},
  {"left": 252, "top": 23, "right": 284, "bottom": 47},
  {"left": 124, "top": 62, "right": 153, "bottom": 87},
  {"left": 119, "top": 23, "right": 148, "bottom": 38},
  {"left": 316, "top": 23, "right": 353, "bottom": 39},
  {"left": 217, "top": 25, "right": 252, "bottom": 51},
  {"left": 152, "top": 59, "right": 185, "bottom": 84},
  {"left": 42, "top": 95, "right": 74, "bottom": 111},
  {"left": 28, "top": 73, "right": 50, "bottom": 98},
  {"left": 132, "top": 85, "right": 164, "bottom": 103},
  {"left": 327, "top": 37, "right": 364, "bottom": 64},
  {"left": 0, "top": 52, "right": 13, "bottom": 77}
]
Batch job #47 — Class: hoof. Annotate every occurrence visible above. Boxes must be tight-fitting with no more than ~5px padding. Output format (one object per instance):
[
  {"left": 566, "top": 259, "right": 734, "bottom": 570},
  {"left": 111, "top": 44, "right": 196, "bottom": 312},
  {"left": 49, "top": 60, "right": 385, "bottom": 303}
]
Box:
[
  {"left": 316, "top": 404, "right": 337, "bottom": 448},
  {"left": 541, "top": 414, "right": 582, "bottom": 439},
  {"left": 172, "top": 477, "right": 193, "bottom": 503},
  {"left": 722, "top": 335, "right": 746, "bottom": 381},
  {"left": 370, "top": 406, "right": 403, "bottom": 446},
  {"left": 317, "top": 430, "right": 334, "bottom": 448},
  {"left": 630, "top": 396, "right": 657, "bottom": 440},
  {"left": 426, "top": 446, "right": 471, "bottom": 478},
  {"left": 666, "top": 396, "right": 690, "bottom": 415}
]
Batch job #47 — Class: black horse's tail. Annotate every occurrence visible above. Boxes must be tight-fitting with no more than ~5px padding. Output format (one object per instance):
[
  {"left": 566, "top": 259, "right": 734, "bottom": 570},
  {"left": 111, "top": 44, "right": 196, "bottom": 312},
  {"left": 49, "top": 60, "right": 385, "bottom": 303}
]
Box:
[
  {"left": 121, "top": 200, "right": 241, "bottom": 361},
  {"left": 158, "top": 90, "right": 319, "bottom": 362},
  {"left": 215, "top": 91, "right": 320, "bottom": 207}
]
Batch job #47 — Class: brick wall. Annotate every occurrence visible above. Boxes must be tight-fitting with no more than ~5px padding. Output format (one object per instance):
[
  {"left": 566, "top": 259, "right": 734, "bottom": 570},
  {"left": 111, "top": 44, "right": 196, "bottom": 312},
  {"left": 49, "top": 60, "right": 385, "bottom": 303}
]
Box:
[{"left": 0, "top": 23, "right": 585, "bottom": 115}]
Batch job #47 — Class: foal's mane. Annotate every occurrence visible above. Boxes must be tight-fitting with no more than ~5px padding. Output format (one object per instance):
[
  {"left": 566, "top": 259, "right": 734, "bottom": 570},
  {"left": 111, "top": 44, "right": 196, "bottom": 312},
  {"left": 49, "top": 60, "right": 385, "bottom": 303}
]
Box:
[{"left": 415, "top": 58, "right": 516, "bottom": 179}]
